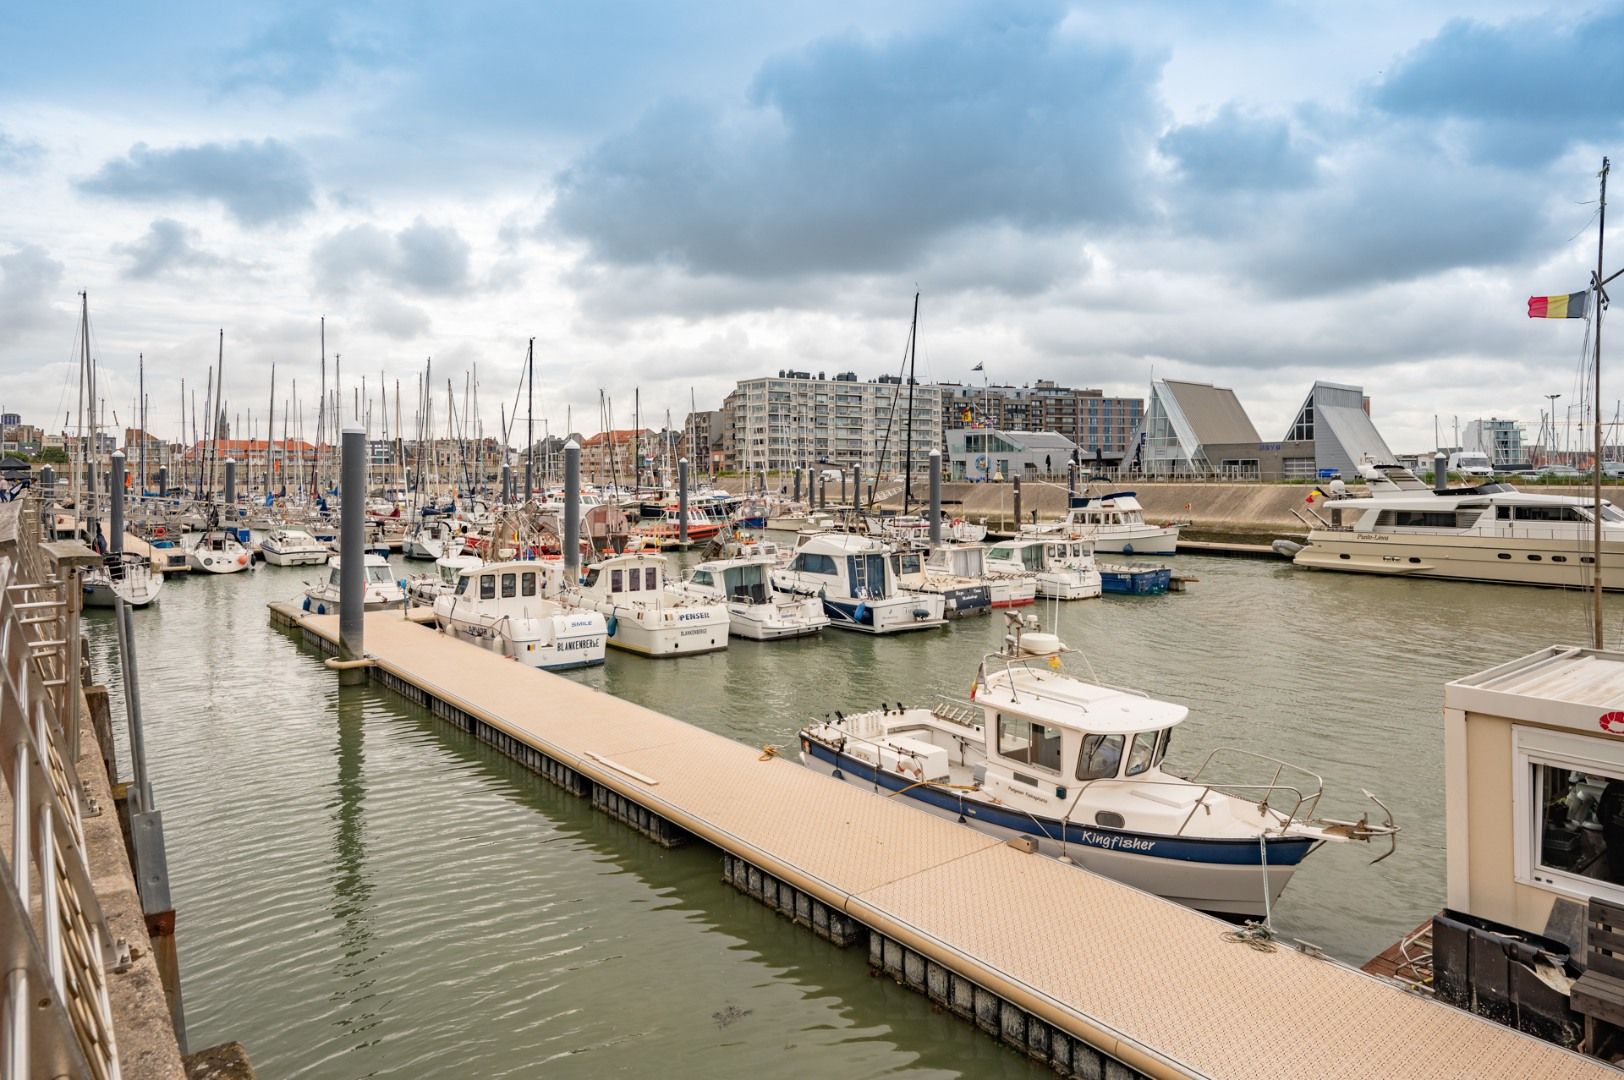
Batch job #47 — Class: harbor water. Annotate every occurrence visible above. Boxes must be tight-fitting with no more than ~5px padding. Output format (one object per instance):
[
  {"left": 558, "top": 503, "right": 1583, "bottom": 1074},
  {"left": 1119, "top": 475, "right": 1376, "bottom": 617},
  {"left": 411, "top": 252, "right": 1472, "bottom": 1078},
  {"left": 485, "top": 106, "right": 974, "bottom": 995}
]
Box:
[{"left": 84, "top": 548, "right": 1624, "bottom": 1077}]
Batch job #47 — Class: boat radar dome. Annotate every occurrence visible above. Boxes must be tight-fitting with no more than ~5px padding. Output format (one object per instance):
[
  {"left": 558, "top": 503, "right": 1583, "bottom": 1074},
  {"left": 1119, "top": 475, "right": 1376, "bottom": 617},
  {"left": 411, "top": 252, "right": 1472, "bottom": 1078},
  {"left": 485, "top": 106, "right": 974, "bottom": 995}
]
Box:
[{"left": 1018, "top": 632, "right": 1062, "bottom": 656}]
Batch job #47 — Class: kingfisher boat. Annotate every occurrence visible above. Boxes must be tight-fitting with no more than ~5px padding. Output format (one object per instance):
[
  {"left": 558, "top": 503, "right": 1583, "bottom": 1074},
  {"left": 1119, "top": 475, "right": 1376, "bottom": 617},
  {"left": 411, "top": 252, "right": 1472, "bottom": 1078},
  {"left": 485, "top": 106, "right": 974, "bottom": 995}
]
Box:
[
  {"left": 984, "top": 538, "right": 1102, "bottom": 599},
  {"left": 187, "top": 529, "right": 252, "bottom": 574},
  {"left": 302, "top": 554, "right": 406, "bottom": 614},
  {"left": 670, "top": 544, "right": 828, "bottom": 640},
  {"left": 260, "top": 526, "right": 330, "bottom": 566},
  {"left": 544, "top": 551, "right": 730, "bottom": 657},
  {"left": 403, "top": 517, "right": 465, "bottom": 561},
  {"left": 771, "top": 533, "right": 946, "bottom": 634},
  {"left": 434, "top": 561, "right": 607, "bottom": 670},
  {"left": 83, "top": 553, "right": 163, "bottom": 608},
  {"left": 406, "top": 553, "right": 483, "bottom": 606},
  {"left": 798, "top": 614, "right": 1398, "bottom": 918},
  {"left": 924, "top": 543, "right": 1036, "bottom": 608},
  {"left": 1027, "top": 491, "right": 1181, "bottom": 555},
  {"left": 1283, "top": 462, "right": 1624, "bottom": 589}
]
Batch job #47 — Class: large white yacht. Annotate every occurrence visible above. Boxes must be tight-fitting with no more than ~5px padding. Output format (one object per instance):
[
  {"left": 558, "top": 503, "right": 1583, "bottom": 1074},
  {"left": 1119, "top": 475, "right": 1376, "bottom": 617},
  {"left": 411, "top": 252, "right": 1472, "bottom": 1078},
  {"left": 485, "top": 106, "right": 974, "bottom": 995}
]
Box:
[
  {"left": 1025, "top": 490, "right": 1180, "bottom": 555},
  {"left": 1284, "top": 463, "right": 1624, "bottom": 589},
  {"left": 434, "top": 560, "right": 607, "bottom": 670},
  {"left": 798, "top": 614, "right": 1397, "bottom": 918},
  {"left": 771, "top": 533, "right": 946, "bottom": 634},
  {"left": 544, "top": 551, "right": 730, "bottom": 657}
]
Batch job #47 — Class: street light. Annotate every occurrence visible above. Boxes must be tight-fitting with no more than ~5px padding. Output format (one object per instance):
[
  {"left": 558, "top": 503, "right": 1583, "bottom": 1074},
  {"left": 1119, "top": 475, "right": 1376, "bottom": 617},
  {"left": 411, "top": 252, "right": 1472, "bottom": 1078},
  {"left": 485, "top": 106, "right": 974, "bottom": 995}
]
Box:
[{"left": 1546, "top": 393, "right": 1562, "bottom": 460}]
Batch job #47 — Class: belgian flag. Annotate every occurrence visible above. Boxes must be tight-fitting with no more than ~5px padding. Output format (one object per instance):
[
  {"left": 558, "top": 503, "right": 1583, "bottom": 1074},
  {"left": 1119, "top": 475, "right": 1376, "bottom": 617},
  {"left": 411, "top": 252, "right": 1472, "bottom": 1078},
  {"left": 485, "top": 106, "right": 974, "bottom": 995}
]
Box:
[{"left": 1528, "top": 291, "right": 1588, "bottom": 319}]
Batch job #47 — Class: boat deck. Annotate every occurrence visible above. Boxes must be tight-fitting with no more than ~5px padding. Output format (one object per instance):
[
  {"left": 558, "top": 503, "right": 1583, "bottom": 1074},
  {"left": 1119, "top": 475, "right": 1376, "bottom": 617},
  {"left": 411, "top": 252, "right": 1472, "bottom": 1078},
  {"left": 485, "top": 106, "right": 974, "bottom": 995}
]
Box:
[{"left": 266, "top": 602, "right": 1611, "bottom": 1080}]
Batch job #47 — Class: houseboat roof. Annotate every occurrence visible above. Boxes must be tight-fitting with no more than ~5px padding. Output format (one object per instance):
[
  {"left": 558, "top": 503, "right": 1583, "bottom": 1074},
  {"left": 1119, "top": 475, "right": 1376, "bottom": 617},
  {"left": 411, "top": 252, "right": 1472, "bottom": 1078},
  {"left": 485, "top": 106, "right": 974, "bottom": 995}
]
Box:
[
  {"left": 983, "top": 668, "right": 1189, "bottom": 734},
  {"left": 1446, "top": 645, "right": 1624, "bottom": 738}
]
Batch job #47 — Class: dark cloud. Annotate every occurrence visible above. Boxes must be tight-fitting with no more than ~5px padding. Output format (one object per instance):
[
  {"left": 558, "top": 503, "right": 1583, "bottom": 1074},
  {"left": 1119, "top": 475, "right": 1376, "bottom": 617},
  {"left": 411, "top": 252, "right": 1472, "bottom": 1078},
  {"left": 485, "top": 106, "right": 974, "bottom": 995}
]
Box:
[
  {"left": 0, "top": 244, "right": 64, "bottom": 344},
  {"left": 1372, "top": 9, "right": 1624, "bottom": 167},
  {"left": 114, "top": 219, "right": 233, "bottom": 280},
  {"left": 311, "top": 217, "right": 472, "bottom": 297},
  {"left": 545, "top": 10, "right": 1163, "bottom": 278},
  {"left": 1160, "top": 105, "right": 1316, "bottom": 192},
  {"left": 78, "top": 139, "right": 315, "bottom": 226}
]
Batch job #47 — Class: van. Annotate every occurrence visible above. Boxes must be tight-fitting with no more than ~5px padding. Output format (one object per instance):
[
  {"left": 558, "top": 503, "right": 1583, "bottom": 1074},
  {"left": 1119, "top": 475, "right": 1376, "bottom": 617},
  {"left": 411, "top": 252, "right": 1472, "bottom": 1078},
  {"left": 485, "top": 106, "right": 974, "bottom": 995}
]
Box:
[
  {"left": 1447, "top": 451, "right": 1494, "bottom": 479},
  {"left": 820, "top": 468, "right": 843, "bottom": 482}
]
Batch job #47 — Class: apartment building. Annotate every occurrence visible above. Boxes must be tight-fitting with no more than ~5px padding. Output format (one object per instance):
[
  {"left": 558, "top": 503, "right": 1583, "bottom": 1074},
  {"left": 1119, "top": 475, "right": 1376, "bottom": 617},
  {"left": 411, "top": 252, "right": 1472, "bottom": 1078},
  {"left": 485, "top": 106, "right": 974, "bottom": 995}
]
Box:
[
  {"left": 724, "top": 371, "right": 942, "bottom": 477},
  {"left": 938, "top": 380, "right": 1142, "bottom": 464}
]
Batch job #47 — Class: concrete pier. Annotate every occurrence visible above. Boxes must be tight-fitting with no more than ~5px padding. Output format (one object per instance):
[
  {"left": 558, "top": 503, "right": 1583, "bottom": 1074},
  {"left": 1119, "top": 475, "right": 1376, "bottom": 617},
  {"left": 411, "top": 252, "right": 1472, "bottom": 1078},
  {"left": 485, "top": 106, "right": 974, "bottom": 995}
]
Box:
[{"left": 263, "top": 602, "right": 1607, "bottom": 1080}]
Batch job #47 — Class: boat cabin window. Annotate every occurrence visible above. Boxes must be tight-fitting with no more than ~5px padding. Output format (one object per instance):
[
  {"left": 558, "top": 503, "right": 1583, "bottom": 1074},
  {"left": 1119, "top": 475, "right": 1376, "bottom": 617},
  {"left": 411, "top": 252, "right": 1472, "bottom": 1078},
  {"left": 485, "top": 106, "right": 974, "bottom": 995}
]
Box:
[
  {"left": 367, "top": 565, "right": 394, "bottom": 584},
  {"left": 645, "top": 567, "right": 658, "bottom": 591},
  {"left": 792, "top": 552, "right": 837, "bottom": 575},
  {"left": 1602, "top": 503, "right": 1624, "bottom": 523},
  {"left": 1125, "top": 731, "right": 1158, "bottom": 777},
  {"left": 479, "top": 575, "right": 496, "bottom": 600},
  {"left": 611, "top": 569, "right": 624, "bottom": 592},
  {"left": 1507, "top": 505, "right": 1589, "bottom": 523},
  {"left": 521, "top": 572, "right": 536, "bottom": 597},
  {"left": 583, "top": 568, "right": 600, "bottom": 588},
  {"left": 501, "top": 573, "right": 517, "bottom": 598},
  {"left": 996, "top": 714, "right": 1063, "bottom": 773},
  {"left": 1376, "top": 510, "right": 1475, "bottom": 529},
  {"left": 892, "top": 552, "right": 922, "bottom": 576},
  {"left": 988, "top": 546, "right": 1012, "bottom": 562},
  {"left": 628, "top": 567, "right": 642, "bottom": 591},
  {"left": 1076, "top": 734, "right": 1124, "bottom": 781},
  {"left": 691, "top": 570, "right": 714, "bottom": 587},
  {"left": 455, "top": 575, "right": 471, "bottom": 595},
  {"left": 849, "top": 553, "right": 889, "bottom": 598},
  {"left": 1533, "top": 764, "right": 1624, "bottom": 888}
]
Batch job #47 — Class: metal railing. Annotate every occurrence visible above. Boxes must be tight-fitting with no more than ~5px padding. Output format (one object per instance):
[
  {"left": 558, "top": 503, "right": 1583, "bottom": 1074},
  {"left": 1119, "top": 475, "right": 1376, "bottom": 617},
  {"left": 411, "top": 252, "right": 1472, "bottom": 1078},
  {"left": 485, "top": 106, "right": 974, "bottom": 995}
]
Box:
[{"left": 1, "top": 524, "right": 126, "bottom": 1078}]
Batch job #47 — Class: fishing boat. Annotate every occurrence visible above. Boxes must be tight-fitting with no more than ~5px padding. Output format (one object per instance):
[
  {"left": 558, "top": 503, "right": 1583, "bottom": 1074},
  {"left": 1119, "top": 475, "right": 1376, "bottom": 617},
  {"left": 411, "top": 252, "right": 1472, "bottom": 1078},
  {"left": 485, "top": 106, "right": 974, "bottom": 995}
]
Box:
[
  {"left": 635, "top": 504, "right": 722, "bottom": 547},
  {"left": 260, "top": 526, "right": 331, "bottom": 566},
  {"left": 83, "top": 553, "right": 163, "bottom": 608},
  {"left": 669, "top": 542, "right": 828, "bottom": 640},
  {"left": 406, "top": 553, "right": 483, "bottom": 606},
  {"left": 924, "top": 543, "right": 1036, "bottom": 608},
  {"left": 544, "top": 551, "right": 730, "bottom": 656},
  {"left": 877, "top": 512, "right": 988, "bottom": 545},
  {"left": 891, "top": 545, "right": 992, "bottom": 619},
  {"left": 187, "top": 528, "right": 252, "bottom": 574},
  {"left": 1028, "top": 491, "right": 1181, "bottom": 555},
  {"left": 771, "top": 532, "right": 946, "bottom": 633},
  {"left": 302, "top": 554, "right": 406, "bottom": 614},
  {"left": 434, "top": 561, "right": 607, "bottom": 670},
  {"left": 984, "top": 538, "right": 1101, "bottom": 599},
  {"left": 798, "top": 613, "right": 1399, "bottom": 918}
]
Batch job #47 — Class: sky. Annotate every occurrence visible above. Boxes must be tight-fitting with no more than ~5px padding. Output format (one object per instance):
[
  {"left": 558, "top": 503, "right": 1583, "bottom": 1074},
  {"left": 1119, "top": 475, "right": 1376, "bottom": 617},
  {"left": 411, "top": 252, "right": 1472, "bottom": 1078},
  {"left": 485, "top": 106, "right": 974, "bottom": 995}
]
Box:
[{"left": 0, "top": 1, "right": 1619, "bottom": 454}]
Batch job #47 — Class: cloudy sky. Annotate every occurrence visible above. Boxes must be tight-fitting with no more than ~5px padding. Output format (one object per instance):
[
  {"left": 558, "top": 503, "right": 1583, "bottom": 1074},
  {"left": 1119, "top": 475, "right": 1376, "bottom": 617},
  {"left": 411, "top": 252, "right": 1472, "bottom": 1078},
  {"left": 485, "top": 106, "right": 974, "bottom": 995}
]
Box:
[{"left": 1, "top": 1, "right": 1618, "bottom": 453}]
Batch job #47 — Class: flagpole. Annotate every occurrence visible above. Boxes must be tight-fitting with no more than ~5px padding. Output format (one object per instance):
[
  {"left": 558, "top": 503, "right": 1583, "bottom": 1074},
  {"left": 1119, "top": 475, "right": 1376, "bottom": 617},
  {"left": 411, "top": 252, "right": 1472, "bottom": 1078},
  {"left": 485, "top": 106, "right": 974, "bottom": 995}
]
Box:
[{"left": 1595, "top": 156, "right": 1609, "bottom": 650}]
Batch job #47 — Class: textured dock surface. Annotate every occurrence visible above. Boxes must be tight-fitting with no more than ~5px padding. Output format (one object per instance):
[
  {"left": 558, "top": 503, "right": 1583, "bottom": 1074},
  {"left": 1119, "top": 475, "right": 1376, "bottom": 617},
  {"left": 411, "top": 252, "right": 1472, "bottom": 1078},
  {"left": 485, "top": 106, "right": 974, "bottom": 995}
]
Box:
[{"left": 270, "top": 603, "right": 1610, "bottom": 1080}]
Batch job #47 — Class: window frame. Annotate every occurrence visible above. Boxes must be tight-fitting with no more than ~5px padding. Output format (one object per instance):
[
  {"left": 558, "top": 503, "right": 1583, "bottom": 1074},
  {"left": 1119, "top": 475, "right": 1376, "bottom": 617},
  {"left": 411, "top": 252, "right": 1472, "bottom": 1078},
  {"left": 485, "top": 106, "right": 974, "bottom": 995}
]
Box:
[
  {"left": 1125, "top": 731, "right": 1158, "bottom": 777},
  {"left": 478, "top": 575, "right": 496, "bottom": 600},
  {"left": 1512, "top": 724, "right": 1624, "bottom": 905},
  {"left": 1075, "top": 733, "right": 1125, "bottom": 781},
  {"left": 521, "top": 572, "right": 536, "bottom": 597},
  {"left": 501, "top": 573, "right": 517, "bottom": 598}
]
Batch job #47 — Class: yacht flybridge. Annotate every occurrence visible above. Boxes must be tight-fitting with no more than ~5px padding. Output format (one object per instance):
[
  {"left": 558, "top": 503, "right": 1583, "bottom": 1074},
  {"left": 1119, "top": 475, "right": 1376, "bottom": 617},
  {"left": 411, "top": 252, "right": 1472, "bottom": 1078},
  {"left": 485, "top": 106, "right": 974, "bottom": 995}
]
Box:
[
  {"left": 1026, "top": 491, "right": 1181, "bottom": 555},
  {"left": 799, "top": 613, "right": 1398, "bottom": 918},
  {"left": 1284, "top": 463, "right": 1624, "bottom": 589}
]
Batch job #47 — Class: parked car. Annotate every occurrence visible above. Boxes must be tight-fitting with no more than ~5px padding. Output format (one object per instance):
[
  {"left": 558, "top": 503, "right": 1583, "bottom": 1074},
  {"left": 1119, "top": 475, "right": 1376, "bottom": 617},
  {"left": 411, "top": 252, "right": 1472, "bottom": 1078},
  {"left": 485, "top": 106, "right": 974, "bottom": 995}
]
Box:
[
  {"left": 1536, "top": 464, "right": 1584, "bottom": 479},
  {"left": 1602, "top": 461, "right": 1624, "bottom": 479}
]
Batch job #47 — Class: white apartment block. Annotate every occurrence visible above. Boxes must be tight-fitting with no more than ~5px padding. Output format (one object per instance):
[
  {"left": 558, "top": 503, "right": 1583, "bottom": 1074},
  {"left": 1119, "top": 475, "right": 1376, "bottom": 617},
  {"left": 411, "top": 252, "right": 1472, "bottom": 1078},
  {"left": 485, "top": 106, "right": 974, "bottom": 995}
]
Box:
[{"left": 727, "top": 371, "right": 942, "bottom": 477}]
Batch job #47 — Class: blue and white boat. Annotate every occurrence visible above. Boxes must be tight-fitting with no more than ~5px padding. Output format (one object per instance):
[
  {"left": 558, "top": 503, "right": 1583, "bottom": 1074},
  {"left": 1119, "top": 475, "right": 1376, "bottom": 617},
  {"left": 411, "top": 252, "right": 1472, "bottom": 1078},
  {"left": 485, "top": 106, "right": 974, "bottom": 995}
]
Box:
[
  {"left": 772, "top": 532, "right": 946, "bottom": 634},
  {"left": 1099, "top": 563, "right": 1172, "bottom": 595},
  {"left": 798, "top": 614, "right": 1396, "bottom": 917}
]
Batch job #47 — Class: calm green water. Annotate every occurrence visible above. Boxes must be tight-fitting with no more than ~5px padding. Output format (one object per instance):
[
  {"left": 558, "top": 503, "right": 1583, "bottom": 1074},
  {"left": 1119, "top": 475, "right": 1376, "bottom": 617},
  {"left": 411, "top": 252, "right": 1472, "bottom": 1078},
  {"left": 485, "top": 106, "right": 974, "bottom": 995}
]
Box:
[{"left": 84, "top": 548, "right": 1624, "bottom": 1077}]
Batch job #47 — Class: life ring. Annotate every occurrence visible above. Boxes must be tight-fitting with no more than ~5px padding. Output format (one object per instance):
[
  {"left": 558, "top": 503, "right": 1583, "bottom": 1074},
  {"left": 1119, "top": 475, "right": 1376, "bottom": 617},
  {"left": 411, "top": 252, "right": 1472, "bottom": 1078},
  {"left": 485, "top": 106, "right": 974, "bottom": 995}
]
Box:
[
  {"left": 951, "top": 517, "right": 963, "bottom": 527},
  {"left": 897, "top": 756, "right": 922, "bottom": 781},
  {"left": 153, "top": 525, "right": 167, "bottom": 538}
]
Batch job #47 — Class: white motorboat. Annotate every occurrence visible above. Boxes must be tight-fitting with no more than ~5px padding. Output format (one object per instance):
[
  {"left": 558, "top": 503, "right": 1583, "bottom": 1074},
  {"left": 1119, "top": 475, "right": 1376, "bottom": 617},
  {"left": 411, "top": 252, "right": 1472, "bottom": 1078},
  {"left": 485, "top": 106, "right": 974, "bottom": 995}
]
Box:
[
  {"left": 545, "top": 552, "right": 730, "bottom": 657},
  {"left": 891, "top": 546, "right": 992, "bottom": 619},
  {"left": 187, "top": 529, "right": 252, "bottom": 574},
  {"left": 1287, "top": 462, "right": 1624, "bottom": 589},
  {"left": 260, "top": 527, "right": 331, "bottom": 566},
  {"left": 771, "top": 533, "right": 946, "bottom": 634},
  {"left": 670, "top": 545, "right": 828, "bottom": 640},
  {"left": 984, "top": 538, "right": 1102, "bottom": 599},
  {"left": 403, "top": 517, "right": 465, "bottom": 561},
  {"left": 302, "top": 554, "right": 406, "bottom": 614},
  {"left": 1027, "top": 491, "right": 1181, "bottom": 555},
  {"left": 83, "top": 553, "right": 163, "bottom": 608},
  {"left": 434, "top": 560, "right": 607, "bottom": 670},
  {"left": 925, "top": 543, "right": 1036, "bottom": 608},
  {"left": 799, "top": 614, "right": 1398, "bottom": 918},
  {"left": 407, "top": 553, "right": 483, "bottom": 606},
  {"left": 876, "top": 512, "right": 988, "bottom": 544}
]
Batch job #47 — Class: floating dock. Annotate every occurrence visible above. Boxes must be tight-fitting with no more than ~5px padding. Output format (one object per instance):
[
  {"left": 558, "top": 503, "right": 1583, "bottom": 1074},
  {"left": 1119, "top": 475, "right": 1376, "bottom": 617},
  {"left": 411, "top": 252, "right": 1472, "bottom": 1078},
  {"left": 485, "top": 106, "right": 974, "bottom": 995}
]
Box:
[{"left": 267, "top": 601, "right": 1610, "bottom": 1080}]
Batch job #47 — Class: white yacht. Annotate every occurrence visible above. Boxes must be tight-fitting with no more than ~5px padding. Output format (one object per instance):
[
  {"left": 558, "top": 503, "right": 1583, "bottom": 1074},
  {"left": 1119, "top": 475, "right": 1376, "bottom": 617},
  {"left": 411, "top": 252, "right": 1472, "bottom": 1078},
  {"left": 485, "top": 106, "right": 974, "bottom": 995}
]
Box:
[
  {"left": 670, "top": 546, "right": 828, "bottom": 640},
  {"left": 984, "top": 538, "right": 1102, "bottom": 599},
  {"left": 891, "top": 546, "right": 992, "bottom": 619},
  {"left": 260, "top": 527, "right": 331, "bottom": 567},
  {"left": 187, "top": 529, "right": 252, "bottom": 574},
  {"left": 403, "top": 517, "right": 465, "bottom": 561},
  {"left": 302, "top": 554, "right": 406, "bottom": 614},
  {"left": 407, "top": 553, "right": 483, "bottom": 606},
  {"left": 771, "top": 533, "right": 947, "bottom": 634},
  {"left": 875, "top": 512, "right": 988, "bottom": 545},
  {"left": 799, "top": 614, "right": 1398, "bottom": 918},
  {"left": 1027, "top": 491, "right": 1180, "bottom": 555},
  {"left": 923, "top": 543, "right": 1036, "bottom": 609},
  {"left": 545, "top": 552, "right": 730, "bottom": 657},
  {"left": 1285, "top": 463, "right": 1624, "bottom": 589},
  {"left": 434, "top": 561, "right": 607, "bottom": 670},
  {"left": 83, "top": 553, "right": 163, "bottom": 608}
]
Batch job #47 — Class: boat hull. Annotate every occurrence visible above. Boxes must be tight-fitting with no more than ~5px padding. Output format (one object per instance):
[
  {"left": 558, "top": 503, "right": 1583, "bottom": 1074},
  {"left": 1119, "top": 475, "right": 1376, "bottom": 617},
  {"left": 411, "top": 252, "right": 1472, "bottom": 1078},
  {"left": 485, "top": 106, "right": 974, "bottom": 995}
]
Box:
[
  {"left": 1293, "top": 530, "right": 1624, "bottom": 590},
  {"left": 1100, "top": 566, "right": 1172, "bottom": 595},
  {"left": 800, "top": 739, "right": 1307, "bottom": 918},
  {"left": 820, "top": 596, "right": 947, "bottom": 634},
  {"left": 261, "top": 548, "right": 329, "bottom": 567},
  {"left": 187, "top": 549, "right": 250, "bottom": 573}
]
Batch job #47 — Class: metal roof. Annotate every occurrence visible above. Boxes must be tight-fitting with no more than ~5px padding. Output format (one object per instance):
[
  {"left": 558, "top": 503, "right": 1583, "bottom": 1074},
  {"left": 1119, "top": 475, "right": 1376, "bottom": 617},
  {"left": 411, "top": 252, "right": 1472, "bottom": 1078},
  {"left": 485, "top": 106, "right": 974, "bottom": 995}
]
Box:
[{"left": 1158, "top": 381, "right": 1261, "bottom": 445}]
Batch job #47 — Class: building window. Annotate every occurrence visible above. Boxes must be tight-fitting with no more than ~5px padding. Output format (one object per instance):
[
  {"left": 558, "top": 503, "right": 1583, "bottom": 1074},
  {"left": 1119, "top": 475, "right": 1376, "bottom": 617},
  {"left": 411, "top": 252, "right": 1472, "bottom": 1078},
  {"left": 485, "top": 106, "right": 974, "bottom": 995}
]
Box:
[{"left": 1514, "top": 725, "right": 1624, "bottom": 903}]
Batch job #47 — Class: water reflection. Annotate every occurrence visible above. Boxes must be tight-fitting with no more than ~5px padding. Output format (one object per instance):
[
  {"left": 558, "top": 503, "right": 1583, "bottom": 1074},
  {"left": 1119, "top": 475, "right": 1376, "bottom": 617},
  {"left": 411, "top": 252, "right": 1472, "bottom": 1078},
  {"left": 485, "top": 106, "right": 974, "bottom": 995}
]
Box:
[{"left": 329, "top": 685, "right": 385, "bottom": 1051}]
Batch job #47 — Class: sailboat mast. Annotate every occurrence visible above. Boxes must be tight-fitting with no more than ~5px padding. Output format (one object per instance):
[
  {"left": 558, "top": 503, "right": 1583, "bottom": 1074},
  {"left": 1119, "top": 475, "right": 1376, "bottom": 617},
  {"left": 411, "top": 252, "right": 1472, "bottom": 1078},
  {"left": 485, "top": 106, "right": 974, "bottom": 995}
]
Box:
[
  {"left": 138, "top": 352, "right": 145, "bottom": 500},
  {"left": 1594, "top": 156, "right": 1610, "bottom": 650},
  {"left": 74, "top": 293, "right": 87, "bottom": 515},
  {"left": 212, "top": 328, "right": 224, "bottom": 499},
  {"left": 267, "top": 363, "right": 276, "bottom": 501},
  {"left": 904, "top": 291, "right": 919, "bottom": 511},
  {"left": 526, "top": 339, "right": 535, "bottom": 501}
]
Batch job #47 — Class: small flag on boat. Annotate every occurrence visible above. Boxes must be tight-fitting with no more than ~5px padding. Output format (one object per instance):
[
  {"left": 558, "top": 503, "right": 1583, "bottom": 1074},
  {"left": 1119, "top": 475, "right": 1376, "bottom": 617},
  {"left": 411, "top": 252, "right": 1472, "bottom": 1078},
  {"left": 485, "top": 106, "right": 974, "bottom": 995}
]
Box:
[
  {"left": 1528, "top": 291, "right": 1588, "bottom": 319},
  {"left": 972, "top": 362, "right": 984, "bottom": 371}
]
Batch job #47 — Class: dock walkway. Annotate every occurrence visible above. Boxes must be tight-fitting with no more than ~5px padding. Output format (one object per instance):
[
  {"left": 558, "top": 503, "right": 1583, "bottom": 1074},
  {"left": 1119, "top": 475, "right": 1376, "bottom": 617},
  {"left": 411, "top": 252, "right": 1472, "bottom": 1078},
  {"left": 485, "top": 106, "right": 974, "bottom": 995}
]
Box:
[{"left": 269, "top": 603, "right": 1609, "bottom": 1080}]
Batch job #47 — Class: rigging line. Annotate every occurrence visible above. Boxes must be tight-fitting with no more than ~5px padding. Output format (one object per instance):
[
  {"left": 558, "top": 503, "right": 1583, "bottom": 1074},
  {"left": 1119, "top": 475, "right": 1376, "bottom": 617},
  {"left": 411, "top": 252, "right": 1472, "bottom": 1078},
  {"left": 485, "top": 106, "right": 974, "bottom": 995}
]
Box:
[{"left": 1567, "top": 205, "right": 1602, "bottom": 243}]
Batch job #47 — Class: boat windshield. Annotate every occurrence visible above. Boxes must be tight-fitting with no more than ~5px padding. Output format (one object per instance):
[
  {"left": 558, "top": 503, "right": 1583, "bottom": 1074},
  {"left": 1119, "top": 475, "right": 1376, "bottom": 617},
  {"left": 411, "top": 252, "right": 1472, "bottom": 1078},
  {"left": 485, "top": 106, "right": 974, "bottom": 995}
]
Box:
[
  {"left": 724, "top": 564, "right": 769, "bottom": 603},
  {"left": 367, "top": 566, "right": 394, "bottom": 584}
]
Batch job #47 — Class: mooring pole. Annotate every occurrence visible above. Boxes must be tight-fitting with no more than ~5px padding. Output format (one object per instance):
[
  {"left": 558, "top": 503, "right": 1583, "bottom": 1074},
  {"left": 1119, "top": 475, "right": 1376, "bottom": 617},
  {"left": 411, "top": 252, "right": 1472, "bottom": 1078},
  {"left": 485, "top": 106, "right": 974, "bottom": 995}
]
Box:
[
  {"left": 818, "top": 473, "right": 826, "bottom": 509},
  {"left": 792, "top": 467, "right": 802, "bottom": 504},
  {"left": 502, "top": 459, "right": 513, "bottom": 506},
  {"left": 339, "top": 426, "right": 366, "bottom": 684},
  {"left": 928, "top": 449, "right": 942, "bottom": 546},
  {"left": 1013, "top": 476, "right": 1023, "bottom": 530},
  {"left": 223, "top": 457, "right": 237, "bottom": 510},
  {"left": 852, "top": 464, "right": 863, "bottom": 515},
  {"left": 678, "top": 458, "right": 690, "bottom": 545},
  {"left": 110, "top": 452, "right": 125, "bottom": 556},
  {"left": 41, "top": 463, "right": 54, "bottom": 503},
  {"left": 155, "top": 465, "right": 166, "bottom": 499},
  {"left": 1068, "top": 460, "right": 1079, "bottom": 502},
  {"left": 564, "top": 439, "right": 582, "bottom": 578},
  {"left": 1434, "top": 452, "right": 1447, "bottom": 493}
]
